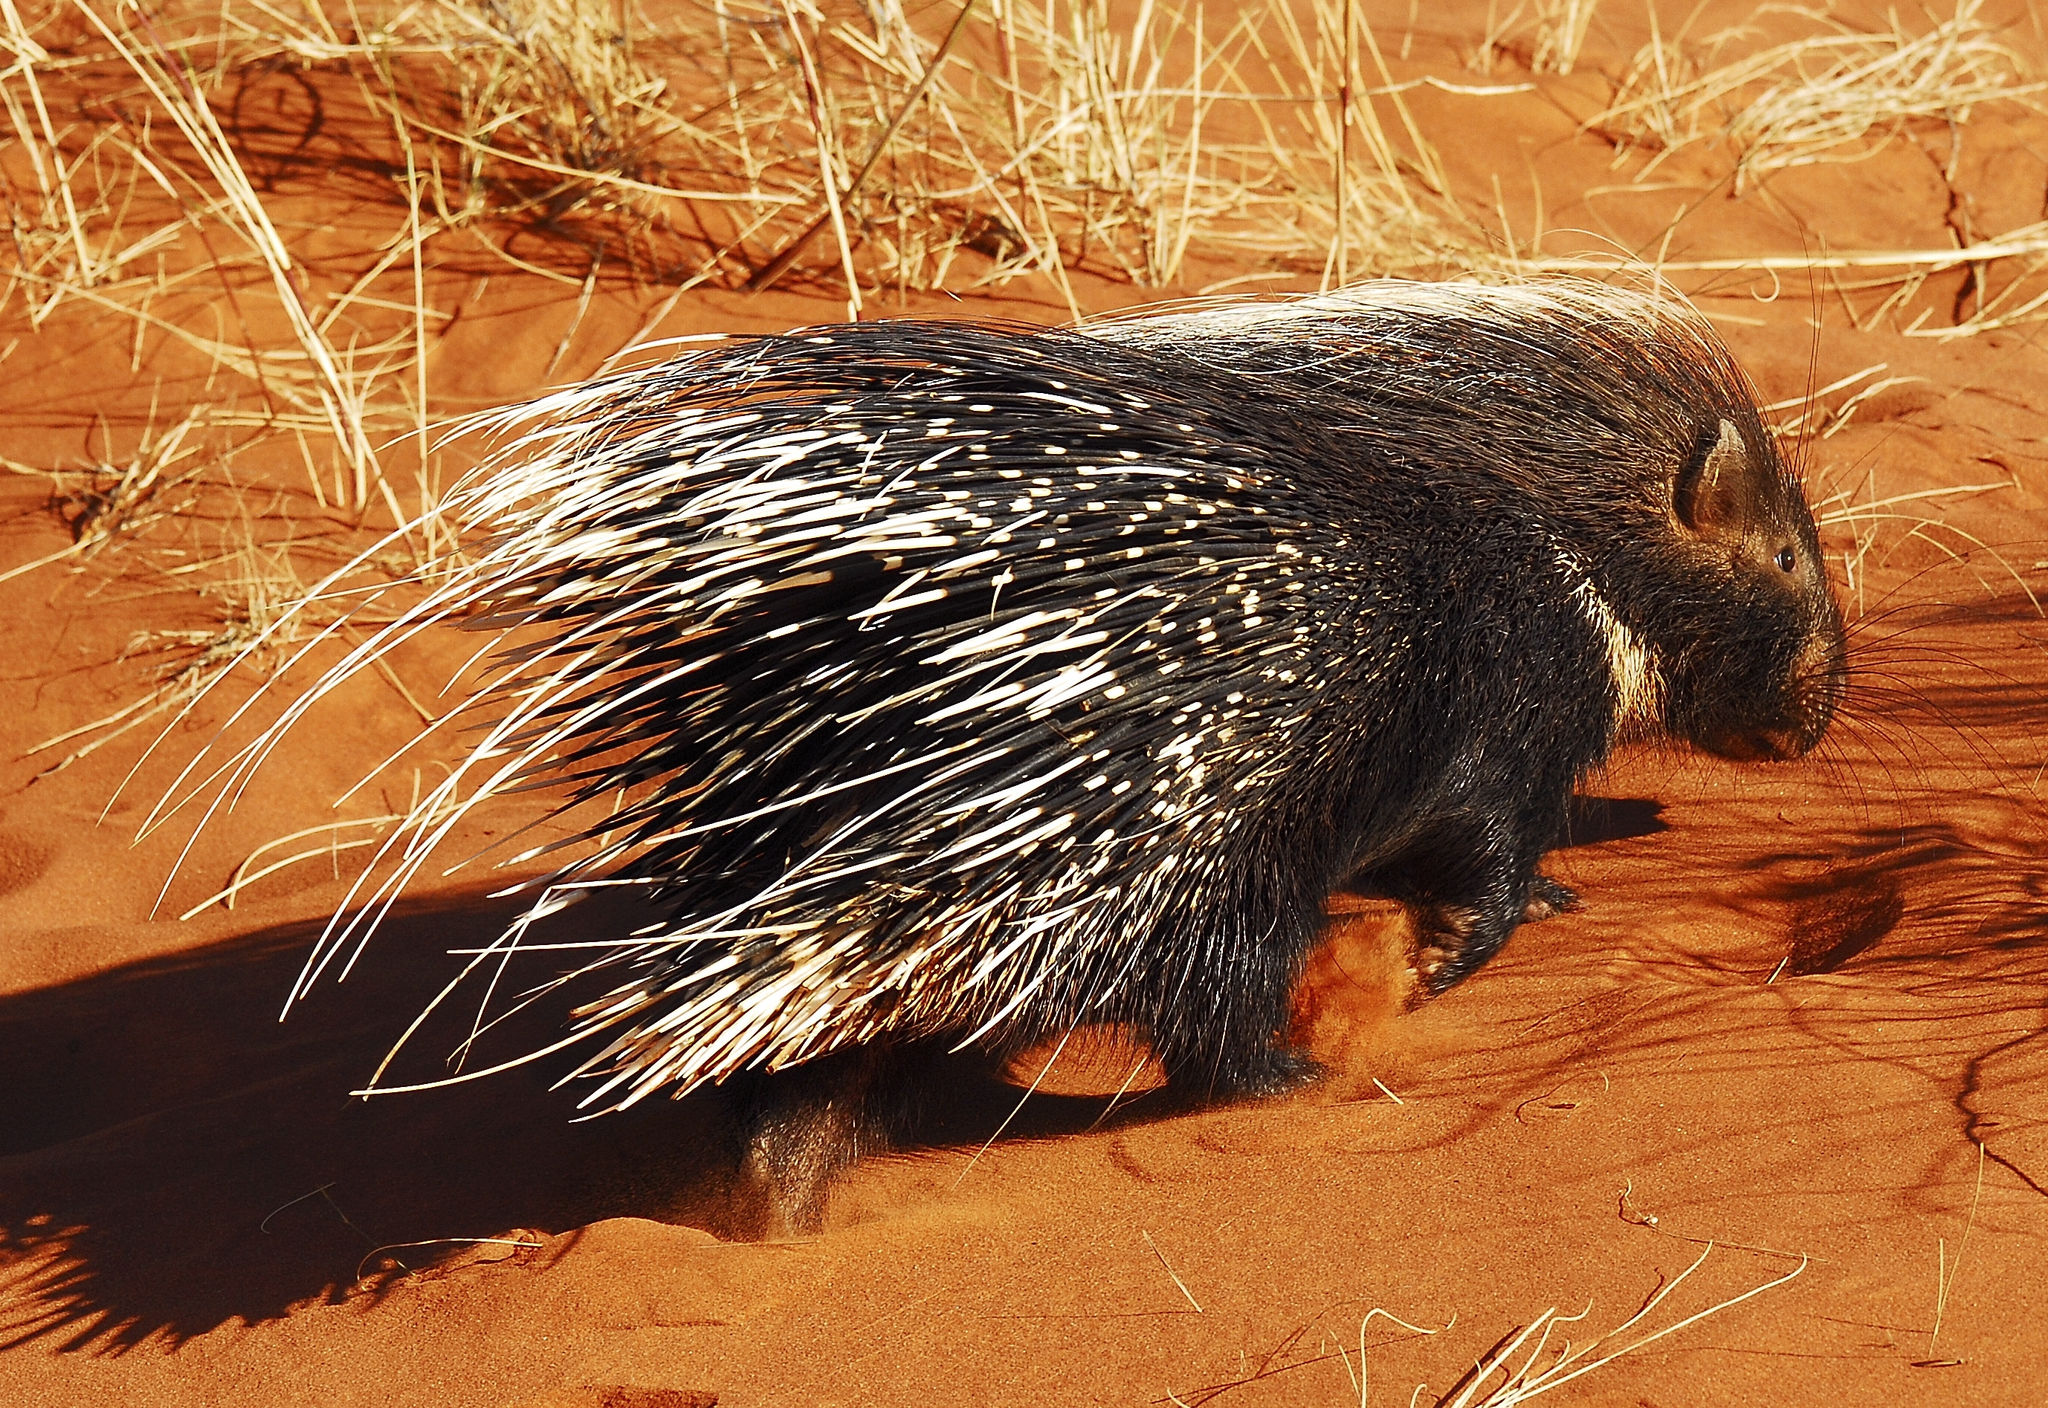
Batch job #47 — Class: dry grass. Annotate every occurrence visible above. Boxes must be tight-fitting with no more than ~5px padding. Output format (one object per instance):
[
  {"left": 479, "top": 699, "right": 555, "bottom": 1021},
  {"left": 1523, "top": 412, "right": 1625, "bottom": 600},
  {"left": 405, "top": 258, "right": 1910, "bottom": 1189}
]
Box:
[
  {"left": 1408, "top": 1247, "right": 1806, "bottom": 1408},
  {"left": 654, "top": 0, "right": 1488, "bottom": 295},
  {"left": 5, "top": 0, "right": 2039, "bottom": 535},
  {"left": 26, "top": 531, "right": 320, "bottom": 776},
  {"left": 1470, "top": 0, "right": 2048, "bottom": 337},
  {"left": 1471, "top": 0, "right": 1599, "bottom": 77},
  {"left": 0, "top": 407, "right": 206, "bottom": 584},
  {"left": 1816, "top": 476, "right": 2036, "bottom": 621},
  {"left": 0, "top": 0, "right": 1487, "bottom": 518},
  {"left": 1755, "top": 365, "right": 2038, "bottom": 620},
  {"left": 1593, "top": 0, "right": 2038, "bottom": 191}
]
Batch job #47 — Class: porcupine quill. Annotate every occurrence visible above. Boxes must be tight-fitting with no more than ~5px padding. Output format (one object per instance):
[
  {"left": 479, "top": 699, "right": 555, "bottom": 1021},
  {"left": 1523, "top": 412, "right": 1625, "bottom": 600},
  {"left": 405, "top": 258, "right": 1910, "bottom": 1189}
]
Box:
[{"left": 143, "top": 278, "right": 1846, "bottom": 1232}]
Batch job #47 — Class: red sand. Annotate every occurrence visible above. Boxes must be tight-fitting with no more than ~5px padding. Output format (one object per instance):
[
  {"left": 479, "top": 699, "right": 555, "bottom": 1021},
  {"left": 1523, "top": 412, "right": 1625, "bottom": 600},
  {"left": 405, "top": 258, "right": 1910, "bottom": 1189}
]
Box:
[{"left": 5, "top": 3, "right": 2048, "bottom": 1404}]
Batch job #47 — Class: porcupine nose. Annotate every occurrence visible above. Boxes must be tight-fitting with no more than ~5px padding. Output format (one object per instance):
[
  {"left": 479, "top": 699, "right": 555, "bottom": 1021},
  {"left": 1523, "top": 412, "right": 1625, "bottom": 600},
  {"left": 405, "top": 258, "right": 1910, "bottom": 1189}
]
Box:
[{"left": 1711, "top": 628, "right": 1843, "bottom": 761}]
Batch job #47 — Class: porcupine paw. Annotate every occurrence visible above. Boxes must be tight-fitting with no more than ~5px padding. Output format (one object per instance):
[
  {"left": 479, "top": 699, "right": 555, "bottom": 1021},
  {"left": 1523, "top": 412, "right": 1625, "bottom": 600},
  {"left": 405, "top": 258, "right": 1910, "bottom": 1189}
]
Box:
[
  {"left": 1409, "top": 902, "right": 1480, "bottom": 999},
  {"left": 1184, "top": 1043, "right": 1327, "bottom": 1103},
  {"left": 1521, "top": 875, "right": 1579, "bottom": 922},
  {"left": 1412, "top": 880, "right": 1563, "bottom": 997}
]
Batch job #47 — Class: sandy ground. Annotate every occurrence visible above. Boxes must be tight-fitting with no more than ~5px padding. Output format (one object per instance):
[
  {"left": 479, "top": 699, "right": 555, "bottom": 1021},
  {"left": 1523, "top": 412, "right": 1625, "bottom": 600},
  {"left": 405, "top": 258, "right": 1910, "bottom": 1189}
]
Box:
[{"left": 5, "top": 1, "right": 2048, "bottom": 1404}]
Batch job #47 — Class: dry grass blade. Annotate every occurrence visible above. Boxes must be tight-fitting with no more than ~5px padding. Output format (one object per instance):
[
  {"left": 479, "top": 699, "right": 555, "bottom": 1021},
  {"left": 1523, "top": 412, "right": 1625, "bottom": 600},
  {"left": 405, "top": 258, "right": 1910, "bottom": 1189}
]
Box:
[
  {"left": 1594, "top": 0, "right": 2038, "bottom": 191},
  {"left": 70, "top": 1, "right": 397, "bottom": 518},
  {"left": 1440, "top": 1246, "right": 1807, "bottom": 1407},
  {"left": 1545, "top": 226, "right": 2048, "bottom": 276},
  {"left": 1346, "top": 1305, "right": 1446, "bottom": 1408},
  {"left": 746, "top": 0, "right": 984, "bottom": 293},
  {"left": 1927, "top": 1139, "right": 1987, "bottom": 1359},
  {"left": 776, "top": 0, "right": 863, "bottom": 317}
]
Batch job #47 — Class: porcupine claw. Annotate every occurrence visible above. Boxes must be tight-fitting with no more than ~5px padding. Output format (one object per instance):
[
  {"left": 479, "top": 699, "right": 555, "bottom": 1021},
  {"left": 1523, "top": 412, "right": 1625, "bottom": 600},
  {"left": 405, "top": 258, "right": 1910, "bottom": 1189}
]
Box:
[{"left": 1521, "top": 875, "right": 1580, "bottom": 922}]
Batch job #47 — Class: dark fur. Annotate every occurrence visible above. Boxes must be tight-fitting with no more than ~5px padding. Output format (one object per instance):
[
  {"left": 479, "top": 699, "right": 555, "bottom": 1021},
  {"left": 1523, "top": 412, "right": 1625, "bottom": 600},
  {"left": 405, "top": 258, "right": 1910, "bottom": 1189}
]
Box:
[{"left": 302, "top": 292, "right": 1850, "bottom": 1230}]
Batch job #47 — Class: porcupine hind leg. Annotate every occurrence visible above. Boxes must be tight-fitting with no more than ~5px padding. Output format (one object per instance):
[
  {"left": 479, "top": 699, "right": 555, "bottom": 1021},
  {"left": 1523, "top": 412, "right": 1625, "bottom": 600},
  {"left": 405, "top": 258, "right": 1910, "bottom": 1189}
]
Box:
[
  {"left": 1147, "top": 919, "right": 1327, "bottom": 1105},
  {"left": 733, "top": 1041, "right": 934, "bottom": 1237}
]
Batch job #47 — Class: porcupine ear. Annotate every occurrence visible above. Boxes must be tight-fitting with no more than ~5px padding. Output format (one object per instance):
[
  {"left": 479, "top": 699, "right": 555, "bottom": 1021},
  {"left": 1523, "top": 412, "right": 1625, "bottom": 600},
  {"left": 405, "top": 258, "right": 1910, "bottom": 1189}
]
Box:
[{"left": 1673, "top": 417, "right": 1765, "bottom": 542}]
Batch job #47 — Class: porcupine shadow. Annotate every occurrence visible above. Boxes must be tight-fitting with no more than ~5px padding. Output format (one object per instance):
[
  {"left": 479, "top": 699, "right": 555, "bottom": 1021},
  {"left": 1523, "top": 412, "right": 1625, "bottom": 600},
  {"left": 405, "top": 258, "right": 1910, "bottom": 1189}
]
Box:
[{"left": 0, "top": 887, "right": 1169, "bottom": 1349}]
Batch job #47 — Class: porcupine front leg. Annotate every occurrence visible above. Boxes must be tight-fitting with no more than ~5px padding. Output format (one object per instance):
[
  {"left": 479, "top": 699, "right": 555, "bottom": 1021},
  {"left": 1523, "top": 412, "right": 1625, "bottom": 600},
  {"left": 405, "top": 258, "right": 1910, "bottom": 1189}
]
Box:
[
  {"left": 1358, "top": 809, "right": 1565, "bottom": 996},
  {"left": 1407, "top": 838, "right": 1562, "bottom": 995}
]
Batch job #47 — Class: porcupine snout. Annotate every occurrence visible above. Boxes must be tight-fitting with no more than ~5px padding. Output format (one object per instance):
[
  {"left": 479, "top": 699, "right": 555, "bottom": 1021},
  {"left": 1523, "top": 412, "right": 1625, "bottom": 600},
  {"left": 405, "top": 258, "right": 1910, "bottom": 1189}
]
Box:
[
  {"left": 1698, "top": 618, "right": 1843, "bottom": 760},
  {"left": 1774, "top": 619, "right": 1847, "bottom": 757}
]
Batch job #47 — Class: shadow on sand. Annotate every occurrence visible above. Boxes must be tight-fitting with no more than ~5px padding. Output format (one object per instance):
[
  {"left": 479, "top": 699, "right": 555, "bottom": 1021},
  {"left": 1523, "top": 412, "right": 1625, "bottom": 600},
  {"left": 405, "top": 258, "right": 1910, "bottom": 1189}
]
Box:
[
  {"left": 7, "top": 765, "right": 2048, "bottom": 1353},
  {"left": 0, "top": 889, "right": 1156, "bottom": 1352}
]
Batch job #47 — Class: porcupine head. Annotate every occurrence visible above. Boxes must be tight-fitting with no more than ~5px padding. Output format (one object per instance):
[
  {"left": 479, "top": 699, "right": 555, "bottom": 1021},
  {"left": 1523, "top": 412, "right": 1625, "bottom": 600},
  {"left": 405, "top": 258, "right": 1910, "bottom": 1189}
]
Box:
[
  {"left": 1256, "top": 286, "right": 1851, "bottom": 996},
  {"left": 1442, "top": 387, "right": 1849, "bottom": 991},
  {"left": 1659, "top": 413, "right": 1844, "bottom": 761},
  {"left": 1583, "top": 388, "right": 1845, "bottom": 765}
]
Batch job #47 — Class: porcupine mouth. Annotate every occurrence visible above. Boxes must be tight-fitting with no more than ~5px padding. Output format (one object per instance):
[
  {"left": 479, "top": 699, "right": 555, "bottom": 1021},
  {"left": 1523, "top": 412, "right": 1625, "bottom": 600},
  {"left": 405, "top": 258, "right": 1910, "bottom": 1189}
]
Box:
[
  {"left": 1700, "top": 650, "right": 1843, "bottom": 762},
  {"left": 1700, "top": 709, "right": 1830, "bottom": 762},
  {"left": 1702, "top": 728, "right": 1810, "bottom": 762}
]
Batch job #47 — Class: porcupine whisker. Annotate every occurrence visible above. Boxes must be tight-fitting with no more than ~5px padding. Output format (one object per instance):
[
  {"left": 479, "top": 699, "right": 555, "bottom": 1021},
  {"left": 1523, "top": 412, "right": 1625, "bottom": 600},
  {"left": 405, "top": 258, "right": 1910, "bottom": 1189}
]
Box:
[
  {"left": 1835, "top": 687, "right": 2016, "bottom": 787},
  {"left": 1809, "top": 720, "right": 1904, "bottom": 821}
]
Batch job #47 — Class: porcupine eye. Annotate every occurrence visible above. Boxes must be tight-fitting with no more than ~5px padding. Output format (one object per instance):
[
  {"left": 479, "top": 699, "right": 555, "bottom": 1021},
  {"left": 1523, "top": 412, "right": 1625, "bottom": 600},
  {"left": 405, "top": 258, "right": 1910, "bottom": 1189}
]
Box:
[{"left": 1773, "top": 546, "right": 1796, "bottom": 573}]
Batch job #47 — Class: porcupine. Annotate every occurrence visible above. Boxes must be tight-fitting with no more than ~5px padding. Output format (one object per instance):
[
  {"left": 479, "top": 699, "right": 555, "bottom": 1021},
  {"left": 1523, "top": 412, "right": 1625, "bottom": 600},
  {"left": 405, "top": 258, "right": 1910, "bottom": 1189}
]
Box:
[{"left": 161, "top": 278, "right": 1845, "bottom": 1232}]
